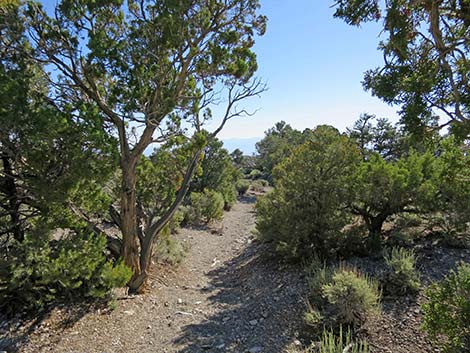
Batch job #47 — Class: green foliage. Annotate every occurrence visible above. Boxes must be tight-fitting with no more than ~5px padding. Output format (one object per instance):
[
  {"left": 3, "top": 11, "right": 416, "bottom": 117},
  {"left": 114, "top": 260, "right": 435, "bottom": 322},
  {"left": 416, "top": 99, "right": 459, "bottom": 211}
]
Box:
[
  {"left": 383, "top": 247, "right": 420, "bottom": 295},
  {"left": 322, "top": 268, "right": 381, "bottom": 326},
  {"left": 0, "top": 229, "right": 132, "bottom": 313},
  {"left": 191, "top": 138, "right": 240, "bottom": 210},
  {"left": 423, "top": 137, "right": 470, "bottom": 237},
  {"left": 256, "top": 125, "right": 360, "bottom": 260},
  {"left": 305, "top": 263, "right": 381, "bottom": 329},
  {"left": 334, "top": 0, "right": 470, "bottom": 138},
  {"left": 251, "top": 179, "right": 267, "bottom": 193},
  {"left": 187, "top": 190, "right": 225, "bottom": 225},
  {"left": 314, "top": 327, "right": 369, "bottom": 353},
  {"left": 0, "top": 7, "right": 117, "bottom": 244},
  {"left": 154, "top": 230, "right": 187, "bottom": 266},
  {"left": 255, "top": 121, "right": 308, "bottom": 182},
  {"left": 136, "top": 142, "right": 196, "bottom": 224},
  {"left": 22, "top": 0, "right": 266, "bottom": 287},
  {"left": 422, "top": 262, "right": 470, "bottom": 352},
  {"left": 349, "top": 151, "right": 435, "bottom": 250},
  {"left": 236, "top": 179, "right": 250, "bottom": 196},
  {"left": 230, "top": 148, "right": 244, "bottom": 166},
  {"left": 249, "top": 169, "right": 263, "bottom": 180}
]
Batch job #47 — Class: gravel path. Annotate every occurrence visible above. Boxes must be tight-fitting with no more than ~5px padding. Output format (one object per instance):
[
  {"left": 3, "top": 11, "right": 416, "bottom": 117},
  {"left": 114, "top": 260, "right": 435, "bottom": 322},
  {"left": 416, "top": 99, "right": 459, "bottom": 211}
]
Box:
[
  {"left": 4, "top": 197, "right": 468, "bottom": 353},
  {"left": 5, "top": 197, "right": 307, "bottom": 353}
]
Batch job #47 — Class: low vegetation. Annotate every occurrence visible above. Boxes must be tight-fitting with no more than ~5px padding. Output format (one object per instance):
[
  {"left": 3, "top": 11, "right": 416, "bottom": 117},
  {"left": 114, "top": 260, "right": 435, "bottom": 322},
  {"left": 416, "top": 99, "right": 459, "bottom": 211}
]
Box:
[
  {"left": 422, "top": 262, "right": 470, "bottom": 352},
  {"left": 0, "top": 231, "right": 132, "bottom": 313},
  {"left": 383, "top": 247, "right": 420, "bottom": 295},
  {"left": 310, "top": 327, "right": 369, "bottom": 353},
  {"left": 305, "top": 262, "right": 381, "bottom": 330}
]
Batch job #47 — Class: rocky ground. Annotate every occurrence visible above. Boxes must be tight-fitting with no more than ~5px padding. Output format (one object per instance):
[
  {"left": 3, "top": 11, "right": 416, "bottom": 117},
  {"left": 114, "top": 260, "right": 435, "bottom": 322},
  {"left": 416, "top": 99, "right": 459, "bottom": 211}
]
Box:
[
  {"left": 1, "top": 194, "right": 469, "bottom": 353},
  {"left": 0, "top": 196, "right": 308, "bottom": 353}
]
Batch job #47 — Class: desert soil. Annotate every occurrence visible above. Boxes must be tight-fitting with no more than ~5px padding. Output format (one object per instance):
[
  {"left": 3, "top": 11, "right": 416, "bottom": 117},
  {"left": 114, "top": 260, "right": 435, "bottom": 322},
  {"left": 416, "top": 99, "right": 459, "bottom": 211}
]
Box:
[{"left": 1, "top": 195, "right": 469, "bottom": 353}]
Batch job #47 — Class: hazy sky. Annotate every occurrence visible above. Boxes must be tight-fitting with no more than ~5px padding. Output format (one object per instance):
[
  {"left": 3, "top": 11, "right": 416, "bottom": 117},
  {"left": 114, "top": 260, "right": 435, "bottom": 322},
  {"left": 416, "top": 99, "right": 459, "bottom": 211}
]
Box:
[{"left": 211, "top": 0, "right": 400, "bottom": 140}]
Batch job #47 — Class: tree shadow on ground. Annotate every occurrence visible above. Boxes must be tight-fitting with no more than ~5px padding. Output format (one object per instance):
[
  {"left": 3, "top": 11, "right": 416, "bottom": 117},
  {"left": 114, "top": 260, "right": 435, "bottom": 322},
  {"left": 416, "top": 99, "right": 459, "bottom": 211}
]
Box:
[
  {"left": 0, "top": 299, "right": 108, "bottom": 352},
  {"left": 174, "top": 240, "right": 309, "bottom": 353}
]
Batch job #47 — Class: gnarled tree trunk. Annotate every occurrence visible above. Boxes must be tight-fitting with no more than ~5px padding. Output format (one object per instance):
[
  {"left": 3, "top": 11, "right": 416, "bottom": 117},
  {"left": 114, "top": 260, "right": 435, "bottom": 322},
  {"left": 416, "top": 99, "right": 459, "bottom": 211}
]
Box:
[{"left": 120, "top": 159, "right": 141, "bottom": 281}]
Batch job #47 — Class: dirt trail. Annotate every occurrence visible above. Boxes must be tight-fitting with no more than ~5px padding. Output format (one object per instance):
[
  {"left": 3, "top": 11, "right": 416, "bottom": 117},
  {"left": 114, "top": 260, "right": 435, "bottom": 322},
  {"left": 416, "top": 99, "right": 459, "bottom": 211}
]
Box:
[{"left": 14, "top": 197, "right": 307, "bottom": 353}]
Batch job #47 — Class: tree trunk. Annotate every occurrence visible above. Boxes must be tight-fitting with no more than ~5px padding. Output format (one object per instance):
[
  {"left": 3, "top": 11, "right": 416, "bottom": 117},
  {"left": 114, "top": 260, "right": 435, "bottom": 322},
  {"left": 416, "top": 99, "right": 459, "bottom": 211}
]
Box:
[
  {"left": 128, "top": 235, "right": 154, "bottom": 293},
  {"left": 120, "top": 161, "right": 141, "bottom": 281},
  {"left": 126, "top": 149, "right": 203, "bottom": 294},
  {"left": 1, "top": 155, "right": 24, "bottom": 242},
  {"left": 365, "top": 214, "right": 388, "bottom": 252}
]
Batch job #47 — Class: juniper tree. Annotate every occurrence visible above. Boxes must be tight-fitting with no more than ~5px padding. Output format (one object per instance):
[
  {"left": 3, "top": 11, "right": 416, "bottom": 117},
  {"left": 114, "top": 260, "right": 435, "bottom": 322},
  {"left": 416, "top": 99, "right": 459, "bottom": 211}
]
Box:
[
  {"left": 24, "top": 0, "right": 266, "bottom": 292},
  {"left": 333, "top": 0, "right": 470, "bottom": 139}
]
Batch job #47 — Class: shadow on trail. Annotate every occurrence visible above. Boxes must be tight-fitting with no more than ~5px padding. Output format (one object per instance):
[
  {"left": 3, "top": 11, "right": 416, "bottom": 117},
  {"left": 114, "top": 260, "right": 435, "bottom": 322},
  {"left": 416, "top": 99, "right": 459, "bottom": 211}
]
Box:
[
  {"left": 174, "top": 240, "right": 309, "bottom": 353},
  {"left": 238, "top": 194, "right": 257, "bottom": 205},
  {"left": 0, "top": 300, "right": 107, "bottom": 352}
]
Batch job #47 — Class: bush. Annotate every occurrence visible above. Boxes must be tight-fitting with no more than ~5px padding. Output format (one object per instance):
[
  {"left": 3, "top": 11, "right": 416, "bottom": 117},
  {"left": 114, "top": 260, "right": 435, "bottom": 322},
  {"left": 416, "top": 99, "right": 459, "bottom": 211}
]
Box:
[
  {"left": 383, "top": 247, "right": 420, "bottom": 295},
  {"left": 154, "top": 231, "right": 187, "bottom": 266},
  {"left": 168, "top": 209, "right": 184, "bottom": 234},
  {"left": 306, "top": 264, "right": 381, "bottom": 329},
  {"left": 322, "top": 268, "right": 381, "bottom": 325},
  {"left": 311, "top": 327, "right": 369, "bottom": 353},
  {"left": 422, "top": 262, "right": 470, "bottom": 352},
  {"left": 189, "top": 189, "right": 224, "bottom": 224},
  {"left": 0, "top": 230, "right": 132, "bottom": 313},
  {"left": 236, "top": 179, "right": 250, "bottom": 196},
  {"left": 251, "top": 179, "right": 267, "bottom": 193},
  {"left": 249, "top": 168, "right": 263, "bottom": 180},
  {"left": 256, "top": 126, "right": 360, "bottom": 260},
  {"left": 190, "top": 138, "right": 240, "bottom": 210}
]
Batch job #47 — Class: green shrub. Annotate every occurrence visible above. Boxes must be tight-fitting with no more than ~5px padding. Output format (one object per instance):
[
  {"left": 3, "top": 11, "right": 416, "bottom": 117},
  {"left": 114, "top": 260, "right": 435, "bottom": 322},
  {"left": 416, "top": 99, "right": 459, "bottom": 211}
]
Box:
[
  {"left": 236, "top": 179, "right": 250, "bottom": 196},
  {"left": 190, "top": 138, "right": 240, "bottom": 211},
  {"left": 305, "top": 263, "right": 381, "bottom": 329},
  {"left": 189, "top": 189, "right": 224, "bottom": 224},
  {"left": 256, "top": 126, "right": 360, "bottom": 260},
  {"left": 154, "top": 231, "right": 187, "bottom": 266},
  {"left": 251, "top": 179, "right": 267, "bottom": 192},
  {"left": 168, "top": 209, "right": 184, "bottom": 234},
  {"left": 383, "top": 247, "right": 420, "bottom": 295},
  {"left": 0, "top": 230, "right": 132, "bottom": 313},
  {"left": 322, "top": 268, "right": 381, "bottom": 325},
  {"left": 422, "top": 262, "right": 470, "bottom": 352},
  {"left": 249, "top": 168, "right": 263, "bottom": 179},
  {"left": 312, "top": 327, "right": 369, "bottom": 353}
]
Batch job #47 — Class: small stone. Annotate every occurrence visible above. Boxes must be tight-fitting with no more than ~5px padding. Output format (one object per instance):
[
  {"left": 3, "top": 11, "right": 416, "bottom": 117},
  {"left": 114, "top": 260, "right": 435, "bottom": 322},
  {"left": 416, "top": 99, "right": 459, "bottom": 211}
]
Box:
[
  {"left": 147, "top": 325, "right": 152, "bottom": 329},
  {"left": 216, "top": 343, "right": 225, "bottom": 349},
  {"left": 249, "top": 319, "right": 258, "bottom": 326},
  {"left": 222, "top": 316, "right": 231, "bottom": 322},
  {"left": 273, "top": 296, "right": 280, "bottom": 301},
  {"left": 194, "top": 301, "right": 202, "bottom": 305},
  {"left": 247, "top": 347, "right": 262, "bottom": 353},
  {"left": 294, "top": 339, "right": 302, "bottom": 346},
  {"left": 123, "top": 310, "right": 134, "bottom": 315},
  {"left": 177, "top": 298, "right": 183, "bottom": 304}
]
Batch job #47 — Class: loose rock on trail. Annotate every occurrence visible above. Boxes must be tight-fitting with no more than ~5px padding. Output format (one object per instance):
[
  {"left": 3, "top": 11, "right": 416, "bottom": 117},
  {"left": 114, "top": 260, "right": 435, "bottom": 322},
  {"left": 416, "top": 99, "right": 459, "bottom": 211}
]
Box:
[{"left": 6, "top": 197, "right": 308, "bottom": 353}]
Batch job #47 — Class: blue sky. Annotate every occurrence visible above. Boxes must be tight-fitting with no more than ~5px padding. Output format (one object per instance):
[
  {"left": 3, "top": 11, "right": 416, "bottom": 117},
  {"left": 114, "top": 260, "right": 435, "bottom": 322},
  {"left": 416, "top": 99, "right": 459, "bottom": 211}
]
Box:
[{"left": 212, "top": 0, "right": 400, "bottom": 143}]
